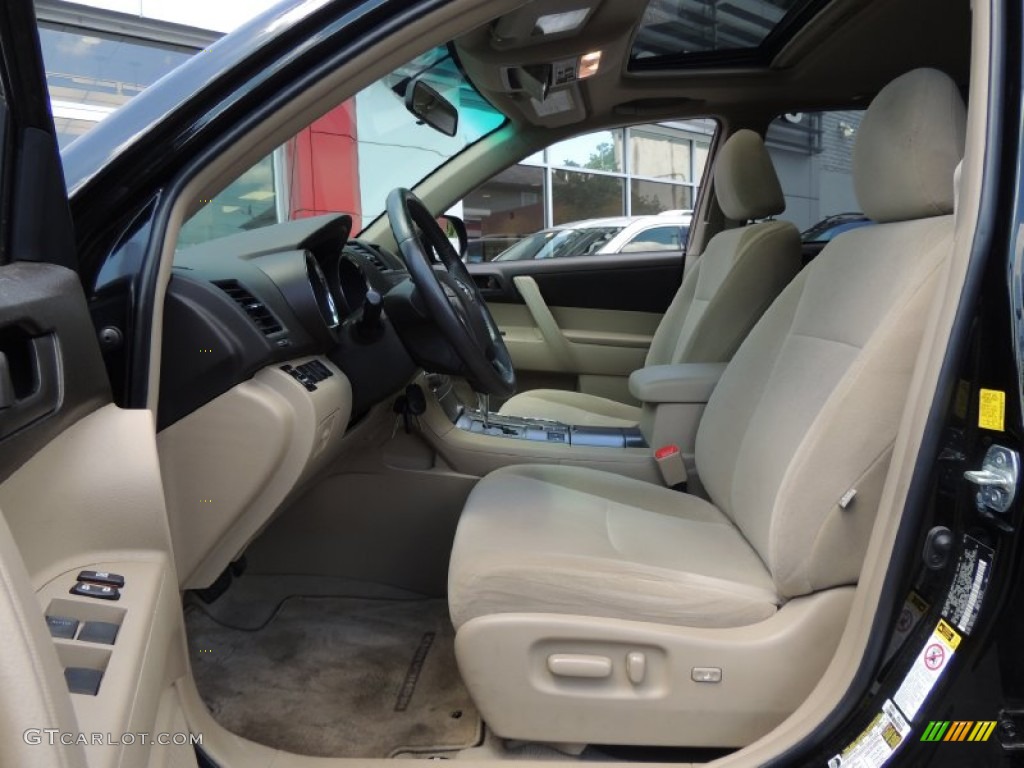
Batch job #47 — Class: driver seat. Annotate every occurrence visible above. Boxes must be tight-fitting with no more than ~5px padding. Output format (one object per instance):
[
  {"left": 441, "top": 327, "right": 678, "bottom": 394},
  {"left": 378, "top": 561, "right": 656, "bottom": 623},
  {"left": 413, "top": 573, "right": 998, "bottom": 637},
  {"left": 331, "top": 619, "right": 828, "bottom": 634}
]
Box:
[
  {"left": 498, "top": 129, "right": 801, "bottom": 427},
  {"left": 448, "top": 68, "right": 965, "bottom": 747}
]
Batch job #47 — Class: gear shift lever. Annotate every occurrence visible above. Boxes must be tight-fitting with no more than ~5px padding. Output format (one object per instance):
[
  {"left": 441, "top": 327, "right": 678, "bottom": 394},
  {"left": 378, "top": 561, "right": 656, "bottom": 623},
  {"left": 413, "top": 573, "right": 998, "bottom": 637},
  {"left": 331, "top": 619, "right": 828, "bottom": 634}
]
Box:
[{"left": 477, "top": 392, "right": 491, "bottom": 429}]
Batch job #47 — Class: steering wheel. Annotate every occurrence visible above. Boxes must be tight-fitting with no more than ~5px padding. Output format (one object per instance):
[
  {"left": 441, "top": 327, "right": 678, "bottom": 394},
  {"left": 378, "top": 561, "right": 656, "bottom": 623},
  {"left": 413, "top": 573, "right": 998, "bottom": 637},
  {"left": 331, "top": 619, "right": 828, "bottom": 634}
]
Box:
[{"left": 386, "top": 188, "right": 516, "bottom": 397}]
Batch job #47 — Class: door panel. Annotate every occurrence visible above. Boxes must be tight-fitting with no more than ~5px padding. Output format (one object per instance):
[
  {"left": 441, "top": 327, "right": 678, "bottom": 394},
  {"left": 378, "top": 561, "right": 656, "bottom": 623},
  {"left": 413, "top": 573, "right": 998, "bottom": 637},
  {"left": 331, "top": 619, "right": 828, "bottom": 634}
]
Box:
[
  {"left": 470, "top": 252, "right": 679, "bottom": 398},
  {"left": 0, "top": 4, "right": 195, "bottom": 767},
  {"left": 469, "top": 250, "right": 682, "bottom": 311}
]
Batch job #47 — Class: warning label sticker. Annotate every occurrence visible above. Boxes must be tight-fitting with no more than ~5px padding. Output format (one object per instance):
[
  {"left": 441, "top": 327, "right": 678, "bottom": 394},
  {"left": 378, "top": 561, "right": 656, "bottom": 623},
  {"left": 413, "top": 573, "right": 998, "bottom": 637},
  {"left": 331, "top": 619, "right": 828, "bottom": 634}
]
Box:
[
  {"left": 941, "top": 535, "right": 993, "bottom": 636},
  {"left": 827, "top": 699, "right": 911, "bottom": 768},
  {"left": 883, "top": 591, "right": 929, "bottom": 666},
  {"left": 893, "top": 620, "right": 961, "bottom": 721},
  {"left": 978, "top": 388, "right": 1005, "bottom": 431}
]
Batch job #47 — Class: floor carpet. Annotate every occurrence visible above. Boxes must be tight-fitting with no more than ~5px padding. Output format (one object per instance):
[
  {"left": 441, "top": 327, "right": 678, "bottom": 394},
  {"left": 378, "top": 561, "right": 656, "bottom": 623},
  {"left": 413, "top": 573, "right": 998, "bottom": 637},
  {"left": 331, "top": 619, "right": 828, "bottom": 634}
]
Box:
[{"left": 186, "top": 596, "right": 481, "bottom": 758}]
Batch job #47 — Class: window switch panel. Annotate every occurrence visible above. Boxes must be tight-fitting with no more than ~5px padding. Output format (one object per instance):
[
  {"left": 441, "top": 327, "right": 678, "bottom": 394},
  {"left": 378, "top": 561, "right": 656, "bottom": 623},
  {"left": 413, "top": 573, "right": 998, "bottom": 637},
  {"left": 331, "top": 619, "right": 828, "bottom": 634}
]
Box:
[
  {"left": 64, "top": 667, "right": 103, "bottom": 696},
  {"left": 78, "top": 621, "right": 119, "bottom": 645},
  {"left": 77, "top": 570, "right": 125, "bottom": 588},
  {"left": 45, "top": 615, "right": 79, "bottom": 639},
  {"left": 70, "top": 581, "right": 120, "bottom": 600}
]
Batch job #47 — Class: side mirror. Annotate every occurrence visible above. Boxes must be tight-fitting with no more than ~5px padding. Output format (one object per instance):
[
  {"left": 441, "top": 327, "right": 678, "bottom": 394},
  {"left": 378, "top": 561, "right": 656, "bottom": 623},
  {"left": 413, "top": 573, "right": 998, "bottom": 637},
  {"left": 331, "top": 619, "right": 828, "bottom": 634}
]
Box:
[
  {"left": 437, "top": 214, "right": 469, "bottom": 261},
  {"left": 405, "top": 79, "right": 458, "bottom": 137}
]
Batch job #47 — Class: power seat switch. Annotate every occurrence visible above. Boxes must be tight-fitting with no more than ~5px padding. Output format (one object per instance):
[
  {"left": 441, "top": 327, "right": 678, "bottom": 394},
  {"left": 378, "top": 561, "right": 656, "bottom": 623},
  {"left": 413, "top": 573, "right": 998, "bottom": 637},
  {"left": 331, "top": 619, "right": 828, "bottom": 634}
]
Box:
[{"left": 70, "top": 581, "right": 120, "bottom": 600}]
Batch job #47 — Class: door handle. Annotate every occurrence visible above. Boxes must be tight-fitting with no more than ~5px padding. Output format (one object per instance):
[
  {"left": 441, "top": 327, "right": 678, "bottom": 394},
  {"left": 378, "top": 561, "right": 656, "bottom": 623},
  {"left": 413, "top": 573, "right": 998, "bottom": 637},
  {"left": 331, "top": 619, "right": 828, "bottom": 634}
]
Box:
[
  {"left": 0, "top": 332, "right": 62, "bottom": 439},
  {"left": 511, "top": 276, "right": 575, "bottom": 368}
]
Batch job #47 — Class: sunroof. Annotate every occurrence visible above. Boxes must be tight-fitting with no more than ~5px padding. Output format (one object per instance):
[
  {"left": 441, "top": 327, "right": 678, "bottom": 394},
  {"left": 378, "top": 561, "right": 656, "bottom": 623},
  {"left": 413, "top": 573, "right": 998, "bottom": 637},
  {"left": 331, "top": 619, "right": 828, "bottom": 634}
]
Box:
[{"left": 630, "top": 0, "right": 820, "bottom": 70}]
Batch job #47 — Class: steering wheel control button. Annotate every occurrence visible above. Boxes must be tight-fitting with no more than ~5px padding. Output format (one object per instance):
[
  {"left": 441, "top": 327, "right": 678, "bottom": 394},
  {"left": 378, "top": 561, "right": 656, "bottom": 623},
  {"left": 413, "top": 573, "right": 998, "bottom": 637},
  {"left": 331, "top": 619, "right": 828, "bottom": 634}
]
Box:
[
  {"left": 65, "top": 667, "right": 103, "bottom": 696},
  {"left": 46, "top": 615, "right": 80, "bottom": 639},
  {"left": 547, "top": 653, "right": 613, "bottom": 679},
  {"left": 76, "top": 570, "right": 125, "bottom": 588},
  {"left": 70, "top": 581, "right": 121, "bottom": 600},
  {"left": 692, "top": 666, "right": 722, "bottom": 683},
  {"left": 78, "top": 621, "right": 120, "bottom": 645},
  {"left": 625, "top": 652, "right": 647, "bottom": 684}
]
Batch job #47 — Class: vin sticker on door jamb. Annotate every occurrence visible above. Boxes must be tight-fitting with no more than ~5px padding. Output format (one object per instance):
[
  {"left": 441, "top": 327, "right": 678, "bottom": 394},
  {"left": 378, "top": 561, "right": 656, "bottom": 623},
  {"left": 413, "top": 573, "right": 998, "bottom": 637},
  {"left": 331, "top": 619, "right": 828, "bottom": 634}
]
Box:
[{"left": 941, "top": 535, "right": 993, "bottom": 636}]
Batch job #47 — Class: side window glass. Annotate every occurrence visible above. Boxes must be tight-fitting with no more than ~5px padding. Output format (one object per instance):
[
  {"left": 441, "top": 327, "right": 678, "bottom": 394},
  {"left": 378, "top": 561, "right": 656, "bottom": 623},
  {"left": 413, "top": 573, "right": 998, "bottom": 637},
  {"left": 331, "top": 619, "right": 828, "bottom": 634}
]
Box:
[
  {"left": 463, "top": 120, "right": 717, "bottom": 262},
  {"left": 766, "top": 110, "right": 869, "bottom": 243},
  {"left": 620, "top": 225, "right": 685, "bottom": 253}
]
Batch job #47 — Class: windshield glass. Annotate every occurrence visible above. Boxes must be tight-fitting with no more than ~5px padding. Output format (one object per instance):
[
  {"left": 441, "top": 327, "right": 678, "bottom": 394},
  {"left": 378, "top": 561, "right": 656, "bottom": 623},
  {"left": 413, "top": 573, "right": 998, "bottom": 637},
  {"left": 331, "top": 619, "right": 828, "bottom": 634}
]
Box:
[
  {"left": 179, "top": 46, "right": 506, "bottom": 247},
  {"left": 494, "top": 226, "right": 624, "bottom": 261}
]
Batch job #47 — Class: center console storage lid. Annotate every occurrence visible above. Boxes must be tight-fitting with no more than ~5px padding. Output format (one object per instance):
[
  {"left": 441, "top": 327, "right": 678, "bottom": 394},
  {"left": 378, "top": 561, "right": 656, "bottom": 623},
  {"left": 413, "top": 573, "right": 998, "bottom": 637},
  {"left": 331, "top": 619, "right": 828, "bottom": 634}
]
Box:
[{"left": 629, "top": 363, "right": 728, "bottom": 404}]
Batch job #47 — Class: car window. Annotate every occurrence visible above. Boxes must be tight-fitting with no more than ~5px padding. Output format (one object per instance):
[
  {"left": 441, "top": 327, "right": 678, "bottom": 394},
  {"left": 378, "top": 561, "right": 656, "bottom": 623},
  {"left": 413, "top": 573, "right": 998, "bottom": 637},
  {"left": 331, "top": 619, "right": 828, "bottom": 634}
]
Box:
[
  {"left": 766, "top": 109, "right": 866, "bottom": 232},
  {"left": 178, "top": 46, "right": 506, "bottom": 248},
  {"left": 493, "top": 226, "right": 623, "bottom": 261},
  {"left": 464, "top": 120, "right": 717, "bottom": 261},
  {"left": 619, "top": 225, "right": 686, "bottom": 252}
]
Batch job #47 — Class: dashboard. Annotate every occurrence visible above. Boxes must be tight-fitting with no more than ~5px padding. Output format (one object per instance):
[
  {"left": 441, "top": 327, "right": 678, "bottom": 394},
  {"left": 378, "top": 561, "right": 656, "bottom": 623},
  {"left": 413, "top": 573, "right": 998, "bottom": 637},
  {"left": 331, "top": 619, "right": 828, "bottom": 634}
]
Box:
[{"left": 159, "top": 213, "right": 416, "bottom": 430}]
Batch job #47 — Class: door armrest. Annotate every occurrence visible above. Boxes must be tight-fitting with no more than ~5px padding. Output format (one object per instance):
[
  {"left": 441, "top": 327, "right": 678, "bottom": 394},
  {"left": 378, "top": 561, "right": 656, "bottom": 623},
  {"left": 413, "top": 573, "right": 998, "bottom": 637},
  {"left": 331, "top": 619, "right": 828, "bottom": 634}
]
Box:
[{"left": 629, "top": 363, "right": 728, "bottom": 404}]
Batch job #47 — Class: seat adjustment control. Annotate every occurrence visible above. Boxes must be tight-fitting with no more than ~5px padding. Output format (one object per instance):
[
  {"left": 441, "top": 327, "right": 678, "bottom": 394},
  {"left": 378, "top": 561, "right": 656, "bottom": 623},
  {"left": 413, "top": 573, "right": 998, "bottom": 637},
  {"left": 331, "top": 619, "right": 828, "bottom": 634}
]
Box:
[
  {"left": 547, "top": 653, "right": 612, "bottom": 678},
  {"left": 70, "top": 581, "right": 120, "bottom": 600},
  {"left": 626, "top": 651, "right": 646, "bottom": 684},
  {"left": 692, "top": 666, "right": 722, "bottom": 683}
]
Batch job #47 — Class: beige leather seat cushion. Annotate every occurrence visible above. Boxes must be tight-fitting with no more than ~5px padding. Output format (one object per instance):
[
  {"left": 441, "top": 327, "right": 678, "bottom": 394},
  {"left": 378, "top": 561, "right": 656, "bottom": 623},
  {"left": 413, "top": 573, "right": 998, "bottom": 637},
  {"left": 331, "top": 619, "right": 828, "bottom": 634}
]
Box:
[
  {"left": 498, "top": 389, "right": 641, "bottom": 427},
  {"left": 448, "top": 464, "right": 780, "bottom": 630}
]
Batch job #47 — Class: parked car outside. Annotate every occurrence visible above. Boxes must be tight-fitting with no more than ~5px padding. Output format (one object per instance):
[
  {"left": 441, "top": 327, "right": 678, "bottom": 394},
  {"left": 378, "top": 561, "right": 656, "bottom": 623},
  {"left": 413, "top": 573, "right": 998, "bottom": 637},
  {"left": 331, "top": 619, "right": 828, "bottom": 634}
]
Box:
[{"left": 492, "top": 212, "right": 692, "bottom": 261}]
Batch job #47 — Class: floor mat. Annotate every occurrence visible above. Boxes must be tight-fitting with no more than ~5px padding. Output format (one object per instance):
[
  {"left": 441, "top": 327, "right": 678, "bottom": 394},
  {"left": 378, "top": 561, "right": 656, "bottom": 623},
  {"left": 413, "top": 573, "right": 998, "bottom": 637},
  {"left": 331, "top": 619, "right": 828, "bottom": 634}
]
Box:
[{"left": 186, "top": 597, "right": 481, "bottom": 758}]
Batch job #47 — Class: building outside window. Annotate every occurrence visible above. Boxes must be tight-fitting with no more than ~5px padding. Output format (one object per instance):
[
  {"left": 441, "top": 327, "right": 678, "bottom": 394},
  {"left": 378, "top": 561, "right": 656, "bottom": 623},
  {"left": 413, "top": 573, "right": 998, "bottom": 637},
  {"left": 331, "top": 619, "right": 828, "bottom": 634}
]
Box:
[{"left": 462, "top": 120, "right": 715, "bottom": 255}]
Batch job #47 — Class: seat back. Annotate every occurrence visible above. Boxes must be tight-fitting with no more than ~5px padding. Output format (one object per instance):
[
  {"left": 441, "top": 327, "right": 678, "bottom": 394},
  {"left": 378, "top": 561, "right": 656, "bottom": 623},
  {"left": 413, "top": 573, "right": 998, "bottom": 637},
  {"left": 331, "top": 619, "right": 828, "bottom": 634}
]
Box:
[
  {"left": 645, "top": 130, "right": 801, "bottom": 366},
  {"left": 696, "top": 69, "right": 966, "bottom": 599}
]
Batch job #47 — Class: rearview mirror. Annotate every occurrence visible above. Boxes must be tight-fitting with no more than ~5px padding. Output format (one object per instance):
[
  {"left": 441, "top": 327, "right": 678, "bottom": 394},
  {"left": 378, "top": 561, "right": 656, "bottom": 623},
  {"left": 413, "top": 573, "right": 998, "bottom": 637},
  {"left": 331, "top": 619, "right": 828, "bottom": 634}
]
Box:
[{"left": 405, "top": 79, "right": 458, "bottom": 137}]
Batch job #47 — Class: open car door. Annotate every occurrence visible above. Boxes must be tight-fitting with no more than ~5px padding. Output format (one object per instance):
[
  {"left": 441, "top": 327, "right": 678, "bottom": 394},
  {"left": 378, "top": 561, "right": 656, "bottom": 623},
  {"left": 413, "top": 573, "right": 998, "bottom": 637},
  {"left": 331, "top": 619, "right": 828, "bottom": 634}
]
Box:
[{"left": 0, "top": 3, "right": 188, "bottom": 768}]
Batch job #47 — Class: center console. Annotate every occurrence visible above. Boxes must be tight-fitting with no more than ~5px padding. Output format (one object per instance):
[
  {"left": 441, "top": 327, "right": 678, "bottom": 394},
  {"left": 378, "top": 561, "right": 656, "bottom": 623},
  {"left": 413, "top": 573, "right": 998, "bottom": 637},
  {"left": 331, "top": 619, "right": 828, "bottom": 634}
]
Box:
[
  {"left": 431, "top": 374, "right": 648, "bottom": 449},
  {"left": 415, "top": 374, "right": 661, "bottom": 482}
]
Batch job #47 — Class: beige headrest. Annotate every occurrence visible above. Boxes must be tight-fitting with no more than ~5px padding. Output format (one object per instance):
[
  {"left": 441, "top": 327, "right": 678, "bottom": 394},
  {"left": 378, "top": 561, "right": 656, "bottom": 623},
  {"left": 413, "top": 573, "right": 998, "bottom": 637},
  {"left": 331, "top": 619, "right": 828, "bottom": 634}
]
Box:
[
  {"left": 853, "top": 68, "right": 966, "bottom": 223},
  {"left": 714, "top": 129, "right": 785, "bottom": 221}
]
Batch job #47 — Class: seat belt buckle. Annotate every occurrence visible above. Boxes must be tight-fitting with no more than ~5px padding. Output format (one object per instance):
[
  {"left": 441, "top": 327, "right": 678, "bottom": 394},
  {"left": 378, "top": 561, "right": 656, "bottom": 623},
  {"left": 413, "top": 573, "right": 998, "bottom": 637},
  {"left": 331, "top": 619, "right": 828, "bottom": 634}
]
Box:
[{"left": 654, "top": 444, "right": 688, "bottom": 492}]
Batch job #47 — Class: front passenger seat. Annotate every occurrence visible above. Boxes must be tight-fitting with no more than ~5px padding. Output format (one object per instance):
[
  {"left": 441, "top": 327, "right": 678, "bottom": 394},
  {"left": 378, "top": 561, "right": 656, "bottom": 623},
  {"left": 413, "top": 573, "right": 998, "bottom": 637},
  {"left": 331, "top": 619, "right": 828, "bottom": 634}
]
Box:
[
  {"left": 449, "top": 68, "right": 965, "bottom": 748},
  {"left": 498, "top": 129, "right": 801, "bottom": 427}
]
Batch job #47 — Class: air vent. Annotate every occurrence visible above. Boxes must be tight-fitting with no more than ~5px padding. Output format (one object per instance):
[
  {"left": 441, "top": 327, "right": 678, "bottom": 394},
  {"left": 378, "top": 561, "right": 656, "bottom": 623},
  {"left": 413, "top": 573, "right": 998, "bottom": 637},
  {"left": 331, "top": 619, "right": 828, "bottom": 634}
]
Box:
[
  {"left": 213, "top": 280, "right": 284, "bottom": 336},
  {"left": 346, "top": 240, "right": 392, "bottom": 272}
]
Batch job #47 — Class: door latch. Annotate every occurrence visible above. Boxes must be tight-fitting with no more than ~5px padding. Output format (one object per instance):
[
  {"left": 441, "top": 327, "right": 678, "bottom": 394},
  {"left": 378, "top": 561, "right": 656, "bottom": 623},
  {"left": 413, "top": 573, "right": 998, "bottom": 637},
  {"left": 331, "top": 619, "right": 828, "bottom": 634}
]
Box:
[{"left": 964, "top": 445, "right": 1019, "bottom": 514}]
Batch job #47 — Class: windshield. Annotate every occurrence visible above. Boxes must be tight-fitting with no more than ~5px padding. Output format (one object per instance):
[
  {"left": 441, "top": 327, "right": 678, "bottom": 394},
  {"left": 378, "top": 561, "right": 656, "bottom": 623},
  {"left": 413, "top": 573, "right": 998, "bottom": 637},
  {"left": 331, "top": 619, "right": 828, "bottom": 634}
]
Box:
[
  {"left": 494, "top": 226, "right": 624, "bottom": 261},
  {"left": 179, "top": 46, "right": 506, "bottom": 247}
]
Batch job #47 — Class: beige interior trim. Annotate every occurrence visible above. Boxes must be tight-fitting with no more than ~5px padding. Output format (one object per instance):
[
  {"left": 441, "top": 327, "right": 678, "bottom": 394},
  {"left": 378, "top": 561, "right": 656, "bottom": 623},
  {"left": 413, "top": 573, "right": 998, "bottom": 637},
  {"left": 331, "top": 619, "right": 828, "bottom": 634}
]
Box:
[
  {"left": 0, "top": 509, "right": 85, "bottom": 768},
  {"left": 0, "top": 405, "right": 172, "bottom": 587},
  {"left": 158, "top": 357, "right": 352, "bottom": 589},
  {"left": 629, "top": 363, "right": 727, "bottom": 404},
  {"left": 512, "top": 276, "right": 575, "bottom": 368},
  {"left": 0, "top": 402, "right": 190, "bottom": 768},
  {"left": 456, "top": 589, "right": 853, "bottom": 748},
  {"left": 36, "top": 555, "right": 185, "bottom": 768}
]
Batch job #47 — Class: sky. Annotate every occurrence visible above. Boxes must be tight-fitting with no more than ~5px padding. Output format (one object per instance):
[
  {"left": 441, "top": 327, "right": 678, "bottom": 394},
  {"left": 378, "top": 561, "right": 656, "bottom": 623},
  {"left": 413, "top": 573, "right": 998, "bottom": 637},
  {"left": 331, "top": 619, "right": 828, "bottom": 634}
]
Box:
[{"left": 71, "top": 0, "right": 282, "bottom": 33}]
